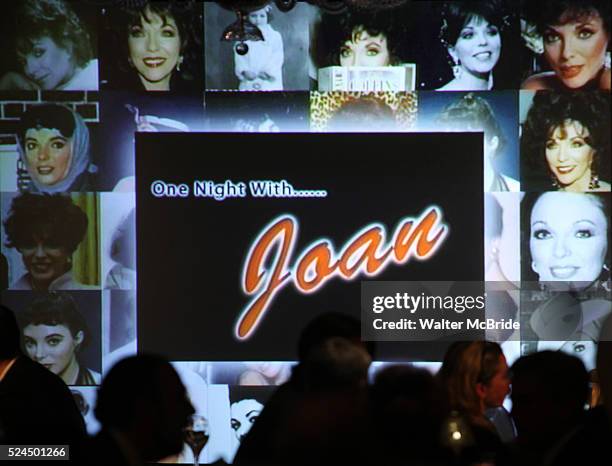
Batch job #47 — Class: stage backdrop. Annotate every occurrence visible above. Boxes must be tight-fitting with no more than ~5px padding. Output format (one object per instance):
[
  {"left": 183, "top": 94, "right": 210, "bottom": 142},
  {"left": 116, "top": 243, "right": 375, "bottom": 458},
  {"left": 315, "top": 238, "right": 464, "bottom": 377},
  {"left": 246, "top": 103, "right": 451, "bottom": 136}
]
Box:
[{"left": 136, "top": 132, "right": 483, "bottom": 360}]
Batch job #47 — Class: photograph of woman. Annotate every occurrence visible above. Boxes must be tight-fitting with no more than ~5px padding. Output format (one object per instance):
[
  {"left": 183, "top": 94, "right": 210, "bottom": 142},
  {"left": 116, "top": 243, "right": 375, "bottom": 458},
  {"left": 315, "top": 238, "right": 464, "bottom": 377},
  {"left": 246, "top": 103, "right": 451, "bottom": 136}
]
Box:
[
  {"left": 312, "top": 6, "right": 409, "bottom": 70},
  {"left": 435, "top": 92, "right": 519, "bottom": 191},
  {"left": 102, "top": 1, "right": 203, "bottom": 92},
  {"left": 228, "top": 386, "right": 273, "bottom": 460},
  {"left": 2, "top": 193, "right": 97, "bottom": 291},
  {"left": 521, "top": 192, "right": 611, "bottom": 369},
  {"left": 521, "top": 0, "right": 611, "bottom": 90},
  {"left": 436, "top": 1, "right": 516, "bottom": 91},
  {"left": 521, "top": 91, "right": 611, "bottom": 192},
  {"left": 0, "top": 0, "right": 98, "bottom": 91},
  {"left": 18, "top": 104, "right": 96, "bottom": 193},
  {"left": 523, "top": 191, "right": 610, "bottom": 291},
  {"left": 234, "top": 5, "right": 284, "bottom": 91},
  {"left": 19, "top": 292, "right": 101, "bottom": 386}
]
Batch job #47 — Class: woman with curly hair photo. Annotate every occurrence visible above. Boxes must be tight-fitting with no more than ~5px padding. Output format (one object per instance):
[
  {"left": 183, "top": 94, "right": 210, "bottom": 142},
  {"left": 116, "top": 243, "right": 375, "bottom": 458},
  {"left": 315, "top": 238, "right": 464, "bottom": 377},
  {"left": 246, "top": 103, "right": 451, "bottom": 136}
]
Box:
[
  {"left": 521, "top": 91, "right": 611, "bottom": 191},
  {"left": 0, "top": 0, "right": 98, "bottom": 90}
]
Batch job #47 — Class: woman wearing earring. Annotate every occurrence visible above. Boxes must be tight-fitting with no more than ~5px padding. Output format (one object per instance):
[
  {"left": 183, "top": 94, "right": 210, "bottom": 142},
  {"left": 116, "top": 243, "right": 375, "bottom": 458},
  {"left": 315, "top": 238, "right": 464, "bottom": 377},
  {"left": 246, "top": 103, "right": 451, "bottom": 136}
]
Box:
[
  {"left": 523, "top": 191, "right": 610, "bottom": 292},
  {"left": 437, "top": 1, "right": 511, "bottom": 91},
  {"left": 103, "top": 1, "right": 202, "bottom": 92},
  {"left": 521, "top": 91, "right": 611, "bottom": 192},
  {"left": 522, "top": 192, "right": 611, "bottom": 369},
  {"left": 521, "top": 0, "right": 611, "bottom": 91}
]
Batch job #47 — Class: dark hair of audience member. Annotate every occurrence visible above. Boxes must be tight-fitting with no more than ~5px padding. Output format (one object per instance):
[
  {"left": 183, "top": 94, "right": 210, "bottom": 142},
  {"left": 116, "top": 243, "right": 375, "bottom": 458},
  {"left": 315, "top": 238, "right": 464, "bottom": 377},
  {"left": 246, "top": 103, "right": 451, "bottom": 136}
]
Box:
[
  {"left": 369, "top": 365, "right": 450, "bottom": 463},
  {"left": 95, "top": 354, "right": 174, "bottom": 429},
  {"left": 301, "top": 336, "right": 371, "bottom": 391},
  {"left": 296, "top": 311, "right": 374, "bottom": 361},
  {"left": 511, "top": 351, "right": 589, "bottom": 440}
]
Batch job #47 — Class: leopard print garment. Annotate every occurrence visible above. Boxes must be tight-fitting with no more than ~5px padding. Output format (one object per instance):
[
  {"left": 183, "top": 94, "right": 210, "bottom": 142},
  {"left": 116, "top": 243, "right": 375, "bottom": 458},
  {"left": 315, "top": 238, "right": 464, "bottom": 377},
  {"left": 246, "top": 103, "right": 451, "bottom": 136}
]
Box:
[{"left": 309, "top": 91, "right": 418, "bottom": 132}]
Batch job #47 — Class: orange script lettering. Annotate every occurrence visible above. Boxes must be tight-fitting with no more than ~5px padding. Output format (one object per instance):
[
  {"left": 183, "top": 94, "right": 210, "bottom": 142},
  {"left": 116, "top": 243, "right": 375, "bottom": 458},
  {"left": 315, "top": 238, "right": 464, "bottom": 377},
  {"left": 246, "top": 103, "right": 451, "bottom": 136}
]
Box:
[{"left": 236, "top": 207, "right": 448, "bottom": 339}]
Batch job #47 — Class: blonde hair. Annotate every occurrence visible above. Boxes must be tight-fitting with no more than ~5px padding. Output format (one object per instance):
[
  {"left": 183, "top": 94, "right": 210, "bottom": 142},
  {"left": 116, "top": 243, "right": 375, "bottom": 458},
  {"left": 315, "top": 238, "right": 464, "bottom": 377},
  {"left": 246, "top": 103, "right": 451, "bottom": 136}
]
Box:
[{"left": 438, "top": 341, "right": 503, "bottom": 424}]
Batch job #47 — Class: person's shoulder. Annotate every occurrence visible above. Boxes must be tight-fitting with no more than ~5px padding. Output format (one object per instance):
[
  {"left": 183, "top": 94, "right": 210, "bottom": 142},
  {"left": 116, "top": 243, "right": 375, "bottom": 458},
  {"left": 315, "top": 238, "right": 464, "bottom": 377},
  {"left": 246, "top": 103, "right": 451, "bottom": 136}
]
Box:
[
  {"left": 521, "top": 72, "right": 556, "bottom": 90},
  {"left": 5, "top": 356, "right": 67, "bottom": 391}
]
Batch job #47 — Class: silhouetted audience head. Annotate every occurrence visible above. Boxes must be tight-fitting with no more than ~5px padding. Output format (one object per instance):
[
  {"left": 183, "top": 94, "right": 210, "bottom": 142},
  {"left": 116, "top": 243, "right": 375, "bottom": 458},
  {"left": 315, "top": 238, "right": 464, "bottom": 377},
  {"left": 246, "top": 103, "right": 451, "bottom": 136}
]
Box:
[
  {"left": 511, "top": 350, "right": 588, "bottom": 445},
  {"left": 597, "top": 314, "right": 612, "bottom": 422},
  {"left": 438, "top": 341, "right": 509, "bottom": 425},
  {"left": 0, "top": 305, "right": 20, "bottom": 360},
  {"left": 301, "top": 336, "right": 371, "bottom": 390},
  {"left": 297, "top": 311, "right": 374, "bottom": 361},
  {"left": 94, "top": 354, "right": 194, "bottom": 462},
  {"left": 370, "top": 365, "right": 449, "bottom": 463}
]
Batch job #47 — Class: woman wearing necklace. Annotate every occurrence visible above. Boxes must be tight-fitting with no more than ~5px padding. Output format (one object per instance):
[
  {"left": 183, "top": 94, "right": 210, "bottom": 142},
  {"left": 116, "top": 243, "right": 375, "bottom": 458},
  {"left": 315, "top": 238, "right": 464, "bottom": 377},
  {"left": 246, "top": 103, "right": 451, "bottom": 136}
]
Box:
[
  {"left": 521, "top": 0, "right": 610, "bottom": 91},
  {"left": 521, "top": 91, "right": 611, "bottom": 192}
]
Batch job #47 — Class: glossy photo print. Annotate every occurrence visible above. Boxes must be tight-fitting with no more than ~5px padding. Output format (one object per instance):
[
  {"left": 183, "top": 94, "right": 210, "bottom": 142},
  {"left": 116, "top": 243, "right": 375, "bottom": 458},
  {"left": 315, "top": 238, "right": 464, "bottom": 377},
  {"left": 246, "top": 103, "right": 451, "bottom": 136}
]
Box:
[
  {"left": 100, "top": 1, "right": 204, "bottom": 92},
  {"left": 1, "top": 192, "right": 100, "bottom": 291},
  {"left": 0, "top": 92, "right": 100, "bottom": 193},
  {"left": 205, "top": 2, "right": 314, "bottom": 91},
  {"left": 520, "top": 90, "right": 611, "bottom": 192},
  {"left": 0, "top": 0, "right": 99, "bottom": 91},
  {"left": 411, "top": 1, "right": 522, "bottom": 90},
  {"left": 1, "top": 290, "right": 102, "bottom": 386},
  {"left": 521, "top": 0, "right": 611, "bottom": 91}
]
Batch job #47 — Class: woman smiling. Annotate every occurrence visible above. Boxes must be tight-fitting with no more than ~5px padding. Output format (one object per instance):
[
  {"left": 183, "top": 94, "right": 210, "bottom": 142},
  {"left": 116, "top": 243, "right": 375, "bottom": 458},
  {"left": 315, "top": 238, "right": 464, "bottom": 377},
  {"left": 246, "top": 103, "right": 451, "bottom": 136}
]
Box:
[
  {"left": 522, "top": 0, "right": 611, "bottom": 90},
  {"left": 437, "top": 1, "right": 511, "bottom": 91},
  {"left": 0, "top": 0, "right": 98, "bottom": 91},
  {"left": 19, "top": 104, "right": 95, "bottom": 193},
  {"left": 521, "top": 91, "right": 611, "bottom": 192},
  {"left": 104, "top": 1, "right": 202, "bottom": 92}
]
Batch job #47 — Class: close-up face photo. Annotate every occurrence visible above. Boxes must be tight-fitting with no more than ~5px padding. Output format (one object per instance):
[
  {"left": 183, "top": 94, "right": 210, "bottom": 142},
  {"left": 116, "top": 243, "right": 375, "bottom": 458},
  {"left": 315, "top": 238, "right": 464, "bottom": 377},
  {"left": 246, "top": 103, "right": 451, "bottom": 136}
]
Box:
[
  {"left": 24, "top": 127, "right": 72, "bottom": 186},
  {"left": 545, "top": 120, "right": 595, "bottom": 190},
  {"left": 450, "top": 16, "right": 501, "bottom": 76},
  {"left": 17, "top": 36, "right": 76, "bottom": 90},
  {"left": 19, "top": 237, "right": 70, "bottom": 289},
  {"left": 339, "top": 28, "right": 391, "bottom": 67},
  {"left": 543, "top": 13, "right": 609, "bottom": 89},
  {"left": 529, "top": 192, "right": 608, "bottom": 286},
  {"left": 23, "top": 322, "right": 83, "bottom": 377},
  {"left": 128, "top": 8, "right": 182, "bottom": 90}
]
